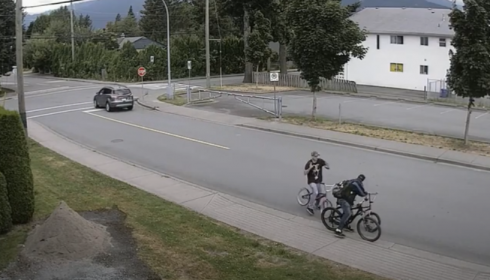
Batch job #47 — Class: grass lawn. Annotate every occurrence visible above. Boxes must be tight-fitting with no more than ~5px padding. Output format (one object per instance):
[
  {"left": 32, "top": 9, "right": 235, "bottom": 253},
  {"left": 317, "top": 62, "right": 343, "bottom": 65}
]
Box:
[
  {"left": 0, "top": 140, "right": 387, "bottom": 280},
  {"left": 157, "top": 91, "right": 188, "bottom": 106},
  {"left": 277, "top": 116, "right": 490, "bottom": 157}
]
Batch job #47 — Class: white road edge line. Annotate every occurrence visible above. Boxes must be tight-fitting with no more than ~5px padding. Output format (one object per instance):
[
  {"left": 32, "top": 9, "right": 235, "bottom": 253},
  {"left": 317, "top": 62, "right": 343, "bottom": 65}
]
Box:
[
  {"left": 373, "top": 101, "right": 394, "bottom": 106},
  {"left": 406, "top": 104, "right": 427, "bottom": 110},
  {"left": 27, "top": 107, "right": 93, "bottom": 119},
  {"left": 6, "top": 86, "right": 102, "bottom": 99},
  {"left": 26, "top": 102, "right": 92, "bottom": 113},
  {"left": 475, "top": 112, "right": 489, "bottom": 119},
  {"left": 440, "top": 109, "right": 455, "bottom": 114},
  {"left": 83, "top": 109, "right": 103, "bottom": 113}
]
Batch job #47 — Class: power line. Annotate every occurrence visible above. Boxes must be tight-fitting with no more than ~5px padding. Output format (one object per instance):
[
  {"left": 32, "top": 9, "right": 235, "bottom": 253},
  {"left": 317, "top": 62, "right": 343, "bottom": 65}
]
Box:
[{"left": 23, "top": 0, "right": 92, "bottom": 9}]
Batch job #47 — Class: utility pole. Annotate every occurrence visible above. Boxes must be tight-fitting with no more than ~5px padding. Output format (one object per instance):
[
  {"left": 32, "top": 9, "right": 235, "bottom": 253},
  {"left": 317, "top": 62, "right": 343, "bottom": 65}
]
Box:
[
  {"left": 15, "top": 0, "right": 27, "bottom": 133},
  {"left": 205, "top": 0, "right": 210, "bottom": 88},
  {"left": 70, "top": 0, "right": 75, "bottom": 61}
]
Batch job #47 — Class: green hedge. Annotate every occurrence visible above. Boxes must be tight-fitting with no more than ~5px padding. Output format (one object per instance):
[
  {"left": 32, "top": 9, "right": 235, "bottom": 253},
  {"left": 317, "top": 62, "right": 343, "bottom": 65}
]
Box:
[
  {"left": 0, "top": 171, "right": 12, "bottom": 234},
  {"left": 24, "top": 35, "right": 245, "bottom": 82},
  {"left": 0, "top": 107, "right": 34, "bottom": 224}
]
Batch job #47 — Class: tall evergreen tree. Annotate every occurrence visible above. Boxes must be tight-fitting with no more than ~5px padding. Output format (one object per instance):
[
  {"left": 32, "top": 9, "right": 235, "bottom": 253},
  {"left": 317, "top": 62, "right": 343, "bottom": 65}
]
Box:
[
  {"left": 115, "top": 13, "right": 122, "bottom": 21},
  {"left": 128, "top": 6, "right": 135, "bottom": 18},
  {"left": 139, "top": 0, "right": 169, "bottom": 42},
  {"left": 0, "top": 0, "right": 15, "bottom": 74}
]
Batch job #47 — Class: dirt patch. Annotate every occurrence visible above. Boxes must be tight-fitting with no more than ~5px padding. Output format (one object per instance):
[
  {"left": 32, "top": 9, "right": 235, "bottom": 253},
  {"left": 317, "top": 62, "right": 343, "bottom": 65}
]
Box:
[
  {"left": 1, "top": 203, "right": 159, "bottom": 280},
  {"left": 213, "top": 84, "right": 297, "bottom": 93},
  {"left": 281, "top": 116, "right": 490, "bottom": 157}
]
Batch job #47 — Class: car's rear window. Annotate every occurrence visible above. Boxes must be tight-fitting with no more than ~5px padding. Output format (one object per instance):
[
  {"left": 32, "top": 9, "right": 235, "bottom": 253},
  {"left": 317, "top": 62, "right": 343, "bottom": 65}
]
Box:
[{"left": 115, "top": 89, "right": 131, "bottom": 95}]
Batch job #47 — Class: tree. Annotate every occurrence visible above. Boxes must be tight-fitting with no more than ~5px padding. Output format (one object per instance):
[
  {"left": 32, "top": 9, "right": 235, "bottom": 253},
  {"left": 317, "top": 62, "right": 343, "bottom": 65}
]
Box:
[
  {"left": 220, "top": 0, "right": 275, "bottom": 83},
  {"left": 269, "top": 0, "right": 291, "bottom": 74},
  {"left": 287, "top": 0, "right": 367, "bottom": 119},
  {"left": 245, "top": 11, "right": 273, "bottom": 87},
  {"left": 0, "top": 171, "right": 12, "bottom": 234},
  {"left": 115, "top": 13, "right": 122, "bottom": 22},
  {"left": 140, "top": 0, "right": 168, "bottom": 42},
  {"left": 0, "top": 0, "right": 15, "bottom": 75},
  {"left": 447, "top": 0, "right": 490, "bottom": 144},
  {"left": 0, "top": 107, "right": 35, "bottom": 224},
  {"left": 128, "top": 5, "right": 135, "bottom": 17}
]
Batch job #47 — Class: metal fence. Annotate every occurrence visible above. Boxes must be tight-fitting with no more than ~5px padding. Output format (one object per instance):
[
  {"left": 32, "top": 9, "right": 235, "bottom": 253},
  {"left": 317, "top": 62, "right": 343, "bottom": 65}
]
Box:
[
  {"left": 186, "top": 88, "right": 283, "bottom": 118},
  {"left": 251, "top": 72, "right": 358, "bottom": 93},
  {"left": 426, "top": 78, "right": 490, "bottom": 108}
]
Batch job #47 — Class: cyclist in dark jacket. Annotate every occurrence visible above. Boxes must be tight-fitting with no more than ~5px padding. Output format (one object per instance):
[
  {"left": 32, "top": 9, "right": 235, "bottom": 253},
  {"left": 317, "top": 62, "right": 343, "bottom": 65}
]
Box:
[{"left": 335, "top": 174, "right": 367, "bottom": 237}]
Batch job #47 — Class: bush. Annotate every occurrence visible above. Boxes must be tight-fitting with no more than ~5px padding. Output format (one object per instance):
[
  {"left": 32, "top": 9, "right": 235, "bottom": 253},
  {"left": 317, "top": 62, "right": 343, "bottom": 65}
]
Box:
[
  {"left": 0, "top": 171, "right": 12, "bottom": 234},
  {"left": 0, "top": 107, "right": 34, "bottom": 224}
]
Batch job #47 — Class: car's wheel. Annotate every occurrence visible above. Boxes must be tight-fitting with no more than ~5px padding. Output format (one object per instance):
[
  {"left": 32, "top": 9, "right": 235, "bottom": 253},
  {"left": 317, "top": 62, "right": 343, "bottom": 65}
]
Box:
[
  {"left": 93, "top": 99, "right": 99, "bottom": 108},
  {"left": 105, "top": 102, "right": 112, "bottom": 112},
  {"left": 127, "top": 106, "right": 133, "bottom": 111}
]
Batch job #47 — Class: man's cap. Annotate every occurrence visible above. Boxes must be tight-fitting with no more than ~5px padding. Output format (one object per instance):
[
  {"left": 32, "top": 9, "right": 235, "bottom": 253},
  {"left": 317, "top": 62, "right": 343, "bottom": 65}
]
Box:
[{"left": 311, "top": 151, "right": 320, "bottom": 157}]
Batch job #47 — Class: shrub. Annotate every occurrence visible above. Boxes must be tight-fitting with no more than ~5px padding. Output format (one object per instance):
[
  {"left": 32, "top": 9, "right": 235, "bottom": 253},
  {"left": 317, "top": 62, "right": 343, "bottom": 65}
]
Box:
[
  {"left": 0, "top": 107, "right": 34, "bottom": 224},
  {"left": 0, "top": 171, "right": 12, "bottom": 234}
]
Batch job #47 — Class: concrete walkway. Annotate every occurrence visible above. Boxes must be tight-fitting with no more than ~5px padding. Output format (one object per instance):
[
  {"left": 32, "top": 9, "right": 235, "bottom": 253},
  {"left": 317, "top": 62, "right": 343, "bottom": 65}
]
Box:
[
  {"left": 137, "top": 94, "right": 490, "bottom": 172},
  {"left": 29, "top": 117, "right": 490, "bottom": 280}
]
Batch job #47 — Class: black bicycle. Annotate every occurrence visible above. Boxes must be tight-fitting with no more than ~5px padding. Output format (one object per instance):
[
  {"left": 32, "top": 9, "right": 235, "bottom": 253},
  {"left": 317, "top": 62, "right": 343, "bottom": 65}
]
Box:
[{"left": 320, "top": 192, "right": 382, "bottom": 242}]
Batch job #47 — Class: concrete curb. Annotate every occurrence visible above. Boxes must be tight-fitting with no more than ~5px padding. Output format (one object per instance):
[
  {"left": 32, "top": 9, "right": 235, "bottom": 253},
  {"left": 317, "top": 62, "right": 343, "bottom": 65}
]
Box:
[{"left": 238, "top": 124, "right": 490, "bottom": 172}]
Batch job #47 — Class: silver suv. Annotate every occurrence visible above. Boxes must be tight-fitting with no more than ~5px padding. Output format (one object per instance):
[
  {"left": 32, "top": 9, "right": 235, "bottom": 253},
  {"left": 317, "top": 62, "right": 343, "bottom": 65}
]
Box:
[{"left": 93, "top": 85, "right": 134, "bottom": 112}]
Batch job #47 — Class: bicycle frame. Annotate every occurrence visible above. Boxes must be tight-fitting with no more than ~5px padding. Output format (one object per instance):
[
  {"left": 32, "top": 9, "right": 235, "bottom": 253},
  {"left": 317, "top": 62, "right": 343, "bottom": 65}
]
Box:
[{"left": 337, "top": 193, "right": 377, "bottom": 225}]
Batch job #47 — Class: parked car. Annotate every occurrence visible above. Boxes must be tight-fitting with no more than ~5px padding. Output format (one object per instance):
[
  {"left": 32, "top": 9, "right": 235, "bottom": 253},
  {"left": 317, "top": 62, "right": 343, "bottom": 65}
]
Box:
[{"left": 93, "top": 85, "right": 134, "bottom": 112}]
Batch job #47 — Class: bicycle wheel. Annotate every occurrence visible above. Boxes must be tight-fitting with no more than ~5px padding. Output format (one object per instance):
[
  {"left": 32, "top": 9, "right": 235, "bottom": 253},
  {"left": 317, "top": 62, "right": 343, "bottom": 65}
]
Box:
[
  {"left": 297, "top": 188, "right": 311, "bottom": 206},
  {"left": 321, "top": 198, "right": 333, "bottom": 210},
  {"left": 367, "top": 212, "right": 381, "bottom": 225},
  {"left": 357, "top": 216, "right": 381, "bottom": 242},
  {"left": 321, "top": 207, "right": 342, "bottom": 231}
]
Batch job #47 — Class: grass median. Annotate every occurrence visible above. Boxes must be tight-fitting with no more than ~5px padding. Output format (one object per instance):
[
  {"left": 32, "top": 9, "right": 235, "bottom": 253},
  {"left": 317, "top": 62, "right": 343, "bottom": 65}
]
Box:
[
  {"left": 277, "top": 116, "right": 490, "bottom": 157},
  {"left": 0, "top": 140, "right": 386, "bottom": 280}
]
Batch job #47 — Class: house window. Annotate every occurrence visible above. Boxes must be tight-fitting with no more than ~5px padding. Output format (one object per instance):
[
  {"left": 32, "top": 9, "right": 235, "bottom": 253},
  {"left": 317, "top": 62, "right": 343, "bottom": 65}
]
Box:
[
  {"left": 390, "top": 63, "right": 403, "bottom": 72},
  {"left": 420, "top": 65, "right": 429, "bottom": 75},
  {"left": 390, "top": 35, "right": 404, "bottom": 44},
  {"left": 420, "top": 37, "right": 429, "bottom": 46},
  {"left": 439, "top": 38, "right": 446, "bottom": 47}
]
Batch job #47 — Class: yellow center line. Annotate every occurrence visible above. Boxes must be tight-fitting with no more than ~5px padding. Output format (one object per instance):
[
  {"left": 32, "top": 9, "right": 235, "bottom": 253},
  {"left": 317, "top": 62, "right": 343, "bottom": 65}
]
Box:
[{"left": 85, "top": 112, "right": 230, "bottom": 150}]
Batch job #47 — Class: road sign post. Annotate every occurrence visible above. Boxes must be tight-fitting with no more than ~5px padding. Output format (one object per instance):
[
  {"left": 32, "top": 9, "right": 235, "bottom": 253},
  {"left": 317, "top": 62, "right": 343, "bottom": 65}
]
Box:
[
  {"left": 187, "top": 60, "right": 192, "bottom": 102},
  {"left": 270, "top": 72, "right": 279, "bottom": 115},
  {"left": 138, "top": 67, "right": 146, "bottom": 92}
]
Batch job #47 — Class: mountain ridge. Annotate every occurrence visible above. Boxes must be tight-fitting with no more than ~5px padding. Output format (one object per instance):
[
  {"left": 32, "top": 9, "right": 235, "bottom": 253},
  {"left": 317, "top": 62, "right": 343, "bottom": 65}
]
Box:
[{"left": 25, "top": 0, "right": 458, "bottom": 29}]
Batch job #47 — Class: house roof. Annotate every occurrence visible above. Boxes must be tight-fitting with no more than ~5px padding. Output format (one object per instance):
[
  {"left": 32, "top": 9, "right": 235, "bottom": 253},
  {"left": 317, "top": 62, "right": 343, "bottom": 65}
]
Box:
[
  {"left": 116, "top": 36, "right": 143, "bottom": 45},
  {"left": 350, "top": 7, "right": 454, "bottom": 37}
]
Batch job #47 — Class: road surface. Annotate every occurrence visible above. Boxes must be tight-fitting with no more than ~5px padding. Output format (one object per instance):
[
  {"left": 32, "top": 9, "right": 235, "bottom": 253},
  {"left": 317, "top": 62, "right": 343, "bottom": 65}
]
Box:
[
  {"left": 3, "top": 78, "right": 490, "bottom": 267},
  {"left": 188, "top": 90, "right": 490, "bottom": 142}
]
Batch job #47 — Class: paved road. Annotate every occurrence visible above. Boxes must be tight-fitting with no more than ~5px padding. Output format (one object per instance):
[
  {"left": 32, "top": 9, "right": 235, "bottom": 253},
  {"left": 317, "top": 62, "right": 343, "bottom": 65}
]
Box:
[
  {"left": 190, "top": 91, "right": 490, "bottom": 141},
  {"left": 4, "top": 83, "right": 490, "bottom": 267}
]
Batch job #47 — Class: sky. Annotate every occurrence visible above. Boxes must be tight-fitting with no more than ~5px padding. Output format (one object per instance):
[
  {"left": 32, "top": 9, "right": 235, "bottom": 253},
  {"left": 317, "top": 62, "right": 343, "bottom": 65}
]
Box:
[
  {"left": 23, "top": 0, "right": 95, "bottom": 14},
  {"left": 23, "top": 0, "right": 465, "bottom": 15}
]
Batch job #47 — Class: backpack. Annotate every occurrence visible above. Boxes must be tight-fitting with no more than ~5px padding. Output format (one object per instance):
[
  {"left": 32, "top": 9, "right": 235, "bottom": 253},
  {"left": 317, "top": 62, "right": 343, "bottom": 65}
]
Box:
[
  {"left": 332, "top": 180, "right": 350, "bottom": 198},
  {"left": 332, "top": 183, "right": 344, "bottom": 198}
]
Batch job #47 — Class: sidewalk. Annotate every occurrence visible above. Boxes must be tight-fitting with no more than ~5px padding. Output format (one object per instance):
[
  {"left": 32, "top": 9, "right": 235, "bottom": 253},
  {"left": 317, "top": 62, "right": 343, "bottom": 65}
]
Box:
[
  {"left": 28, "top": 119, "right": 490, "bottom": 280},
  {"left": 136, "top": 92, "right": 490, "bottom": 172}
]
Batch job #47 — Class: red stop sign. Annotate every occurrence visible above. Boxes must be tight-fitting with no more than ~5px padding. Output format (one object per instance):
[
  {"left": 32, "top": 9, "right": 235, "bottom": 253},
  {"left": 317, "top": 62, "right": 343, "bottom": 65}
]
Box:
[{"left": 137, "top": 67, "right": 146, "bottom": 77}]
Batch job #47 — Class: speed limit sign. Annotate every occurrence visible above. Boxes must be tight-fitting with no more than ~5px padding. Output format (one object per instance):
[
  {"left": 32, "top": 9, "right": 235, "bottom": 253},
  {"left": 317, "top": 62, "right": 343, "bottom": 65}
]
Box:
[{"left": 270, "top": 72, "right": 279, "bottom": 81}]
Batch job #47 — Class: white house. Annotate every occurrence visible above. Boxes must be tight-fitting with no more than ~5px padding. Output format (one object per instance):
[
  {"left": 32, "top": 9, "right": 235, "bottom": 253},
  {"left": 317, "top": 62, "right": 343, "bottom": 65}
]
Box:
[{"left": 343, "top": 7, "right": 455, "bottom": 91}]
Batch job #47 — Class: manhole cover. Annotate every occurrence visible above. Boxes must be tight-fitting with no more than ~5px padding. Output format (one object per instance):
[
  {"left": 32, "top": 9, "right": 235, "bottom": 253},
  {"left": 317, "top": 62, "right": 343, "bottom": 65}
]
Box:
[{"left": 111, "top": 139, "right": 123, "bottom": 143}]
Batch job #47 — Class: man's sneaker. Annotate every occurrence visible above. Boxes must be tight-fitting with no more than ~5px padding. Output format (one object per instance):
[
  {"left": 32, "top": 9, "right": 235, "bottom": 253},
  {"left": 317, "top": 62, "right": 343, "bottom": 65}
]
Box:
[
  {"left": 306, "top": 207, "right": 314, "bottom": 215},
  {"left": 344, "top": 225, "right": 354, "bottom": 232},
  {"left": 334, "top": 228, "right": 345, "bottom": 237}
]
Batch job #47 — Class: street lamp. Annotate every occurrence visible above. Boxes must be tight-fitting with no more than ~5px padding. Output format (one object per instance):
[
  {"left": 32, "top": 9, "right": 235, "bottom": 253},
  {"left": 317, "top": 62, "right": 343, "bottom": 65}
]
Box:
[{"left": 161, "top": 0, "right": 172, "bottom": 98}]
